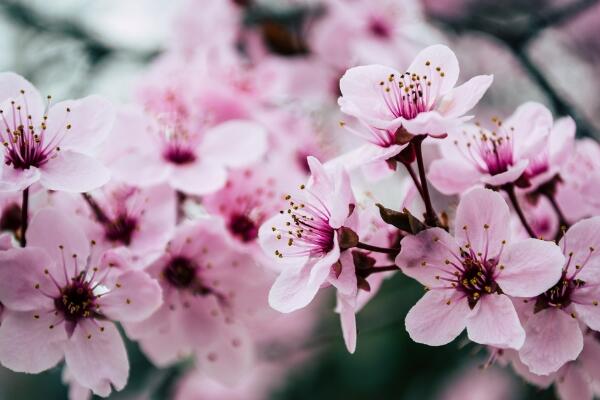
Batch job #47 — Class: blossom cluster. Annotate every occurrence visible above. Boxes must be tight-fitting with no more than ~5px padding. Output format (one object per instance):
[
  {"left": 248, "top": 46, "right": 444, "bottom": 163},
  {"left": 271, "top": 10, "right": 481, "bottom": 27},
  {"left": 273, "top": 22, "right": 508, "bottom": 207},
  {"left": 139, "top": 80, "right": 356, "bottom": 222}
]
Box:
[{"left": 1, "top": 0, "right": 599, "bottom": 399}]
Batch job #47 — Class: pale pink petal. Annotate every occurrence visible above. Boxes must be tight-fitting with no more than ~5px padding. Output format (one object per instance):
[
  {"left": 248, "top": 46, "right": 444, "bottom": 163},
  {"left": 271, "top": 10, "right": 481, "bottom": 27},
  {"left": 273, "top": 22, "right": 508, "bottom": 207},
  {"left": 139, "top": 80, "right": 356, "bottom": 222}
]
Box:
[
  {"left": 27, "top": 208, "right": 90, "bottom": 277},
  {"left": 0, "top": 233, "right": 13, "bottom": 249},
  {"left": 202, "top": 120, "right": 267, "bottom": 168},
  {"left": 519, "top": 309, "right": 583, "bottom": 375},
  {"left": 328, "top": 251, "right": 357, "bottom": 296},
  {"left": 0, "top": 248, "right": 57, "bottom": 311},
  {"left": 549, "top": 116, "right": 575, "bottom": 166},
  {"left": 428, "top": 158, "right": 482, "bottom": 195},
  {"left": 110, "top": 151, "right": 171, "bottom": 187},
  {"left": 97, "top": 270, "right": 162, "bottom": 323},
  {"left": 559, "top": 217, "right": 600, "bottom": 281},
  {"left": 338, "top": 295, "right": 357, "bottom": 354},
  {"left": 196, "top": 323, "right": 254, "bottom": 387},
  {"left": 466, "top": 294, "right": 524, "bottom": 349},
  {"left": 65, "top": 320, "right": 128, "bottom": 397},
  {"left": 407, "top": 44, "right": 459, "bottom": 101},
  {"left": 396, "top": 227, "right": 460, "bottom": 288},
  {"left": 258, "top": 213, "right": 309, "bottom": 266},
  {"left": 170, "top": 161, "right": 227, "bottom": 195},
  {"left": 571, "top": 293, "right": 600, "bottom": 331},
  {"left": 45, "top": 95, "right": 115, "bottom": 153},
  {"left": 0, "top": 163, "right": 40, "bottom": 192},
  {"left": 325, "top": 143, "right": 404, "bottom": 173},
  {"left": 506, "top": 102, "right": 553, "bottom": 159},
  {"left": 455, "top": 188, "right": 511, "bottom": 257},
  {"left": 0, "top": 310, "right": 67, "bottom": 373},
  {"left": 479, "top": 159, "right": 529, "bottom": 187},
  {"left": 177, "top": 295, "right": 224, "bottom": 348},
  {"left": 269, "top": 243, "right": 340, "bottom": 313},
  {"left": 579, "top": 335, "right": 600, "bottom": 382},
  {"left": 0, "top": 72, "right": 44, "bottom": 118},
  {"left": 496, "top": 239, "right": 564, "bottom": 297},
  {"left": 438, "top": 75, "right": 494, "bottom": 118},
  {"left": 556, "top": 364, "right": 593, "bottom": 400},
  {"left": 401, "top": 110, "right": 464, "bottom": 136},
  {"left": 39, "top": 151, "right": 110, "bottom": 193},
  {"left": 405, "top": 290, "right": 470, "bottom": 346}
]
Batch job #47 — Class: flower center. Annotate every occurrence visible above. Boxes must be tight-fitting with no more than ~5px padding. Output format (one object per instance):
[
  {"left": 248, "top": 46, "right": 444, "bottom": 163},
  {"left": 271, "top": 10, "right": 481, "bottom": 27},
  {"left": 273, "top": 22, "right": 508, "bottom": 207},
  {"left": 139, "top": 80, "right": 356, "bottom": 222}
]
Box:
[
  {"left": 378, "top": 72, "right": 433, "bottom": 121},
  {"left": 54, "top": 277, "right": 97, "bottom": 322},
  {"left": 535, "top": 276, "right": 584, "bottom": 312},
  {"left": 456, "top": 253, "right": 500, "bottom": 309},
  {"left": 163, "top": 256, "right": 197, "bottom": 289},
  {"left": 368, "top": 17, "right": 391, "bottom": 38},
  {"left": 104, "top": 215, "right": 137, "bottom": 246},
  {"left": 228, "top": 213, "right": 258, "bottom": 243}
]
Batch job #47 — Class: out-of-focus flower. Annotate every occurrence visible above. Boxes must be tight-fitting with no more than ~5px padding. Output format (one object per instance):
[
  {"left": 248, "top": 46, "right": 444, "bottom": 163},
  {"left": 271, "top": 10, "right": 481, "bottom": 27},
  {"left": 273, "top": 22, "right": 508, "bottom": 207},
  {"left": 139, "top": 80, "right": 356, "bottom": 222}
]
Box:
[
  {"left": 336, "top": 44, "right": 492, "bottom": 170},
  {"left": 259, "top": 156, "right": 356, "bottom": 313},
  {"left": 0, "top": 208, "right": 162, "bottom": 397},
  {"left": 0, "top": 73, "right": 113, "bottom": 193},
  {"left": 518, "top": 216, "right": 600, "bottom": 375},
  {"left": 437, "top": 363, "right": 519, "bottom": 400},
  {"left": 428, "top": 102, "right": 568, "bottom": 194},
  {"left": 396, "top": 188, "right": 563, "bottom": 349}
]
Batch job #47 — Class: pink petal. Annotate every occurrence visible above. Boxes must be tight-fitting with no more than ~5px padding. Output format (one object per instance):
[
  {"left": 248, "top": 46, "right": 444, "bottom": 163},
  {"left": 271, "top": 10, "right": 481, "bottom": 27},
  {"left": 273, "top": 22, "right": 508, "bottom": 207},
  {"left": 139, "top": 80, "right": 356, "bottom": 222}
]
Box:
[
  {"left": 559, "top": 217, "right": 600, "bottom": 282},
  {"left": 328, "top": 251, "right": 357, "bottom": 296},
  {"left": 506, "top": 102, "right": 553, "bottom": 157},
  {"left": 555, "top": 365, "right": 593, "bottom": 400},
  {"left": 438, "top": 75, "right": 494, "bottom": 118},
  {"left": 579, "top": 335, "right": 600, "bottom": 382},
  {"left": 405, "top": 289, "right": 470, "bottom": 346},
  {"left": 496, "top": 239, "right": 564, "bottom": 297},
  {"left": 0, "top": 248, "right": 57, "bottom": 311},
  {"left": 44, "top": 95, "right": 115, "bottom": 153},
  {"left": 519, "top": 309, "right": 583, "bottom": 375},
  {"left": 0, "top": 72, "right": 44, "bottom": 118},
  {"left": 110, "top": 151, "right": 171, "bottom": 187},
  {"left": 0, "top": 163, "right": 40, "bottom": 192},
  {"left": 396, "top": 227, "right": 461, "bottom": 288},
  {"left": 97, "top": 270, "right": 162, "bottom": 323},
  {"left": 202, "top": 120, "right": 268, "bottom": 168},
  {"left": 549, "top": 116, "right": 575, "bottom": 166},
  {"left": 177, "top": 295, "right": 225, "bottom": 348},
  {"left": 325, "top": 143, "right": 404, "bottom": 173},
  {"left": 401, "top": 110, "right": 464, "bottom": 136},
  {"left": 338, "top": 294, "right": 357, "bottom": 354},
  {"left": 39, "top": 150, "right": 110, "bottom": 193},
  {"left": 0, "top": 310, "right": 67, "bottom": 373},
  {"left": 170, "top": 161, "right": 227, "bottom": 195},
  {"left": 428, "top": 158, "right": 482, "bottom": 195},
  {"left": 268, "top": 243, "right": 340, "bottom": 313},
  {"left": 571, "top": 291, "right": 600, "bottom": 331},
  {"left": 258, "top": 213, "right": 309, "bottom": 266},
  {"left": 65, "top": 320, "right": 128, "bottom": 397},
  {"left": 407, "top": 44, "right": 459, "bottom": 101},
  {"left": 27, "top": 208, "right": 90, "bottom": 278},
  {"left": 466, "top": 294, "right": 524, "bottom": 349},
  {"left": 479, "top": 159, "right": 529, "bottom": 187},
  {"left": 455, "top": 188, "right": 511, "bottom": 258}
]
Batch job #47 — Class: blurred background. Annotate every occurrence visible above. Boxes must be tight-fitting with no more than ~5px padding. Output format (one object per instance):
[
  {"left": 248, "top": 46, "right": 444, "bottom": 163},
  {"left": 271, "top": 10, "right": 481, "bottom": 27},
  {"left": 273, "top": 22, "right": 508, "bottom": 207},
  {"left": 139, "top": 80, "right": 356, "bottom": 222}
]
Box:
[{"left": 0, "top": 0, "right": 599, "bottom": 398}]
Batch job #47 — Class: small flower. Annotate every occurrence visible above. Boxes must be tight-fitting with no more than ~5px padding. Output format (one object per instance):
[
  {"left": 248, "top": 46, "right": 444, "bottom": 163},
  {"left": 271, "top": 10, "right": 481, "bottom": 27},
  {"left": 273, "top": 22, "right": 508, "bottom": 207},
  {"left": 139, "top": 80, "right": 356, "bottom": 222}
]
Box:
[
  {"left": 335, "top": 45, "right": 493, "bottom": 169},
  {"left": 106, "top": 108, "right": 267, "bottom": 196},
  {"left": 0, "top": 208, "right": 162, "bottom": 396},
  {"left": 259, "top": 156, "right": 356, "bottom": 313},
  {"left": 0, "top": 73, "right": 113, "bottom": 193},
  {"left": 518, "top": 216, "right": 600, "bottom": 375},
  {"left": 396, "top": 188, "right": 564, "bottom": 349},
  {"left": 428, "top": 102, "right": 566, "bottom": 194}
]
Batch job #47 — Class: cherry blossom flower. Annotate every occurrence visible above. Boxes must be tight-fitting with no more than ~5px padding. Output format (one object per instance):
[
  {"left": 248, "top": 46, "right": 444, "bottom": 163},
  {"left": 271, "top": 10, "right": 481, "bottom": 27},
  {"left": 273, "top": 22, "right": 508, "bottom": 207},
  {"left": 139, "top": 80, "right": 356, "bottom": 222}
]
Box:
[
  {"left": 0, "top": 73, "right": 113, "bottom": 193},
  {"left": 336, "top": 44, "right": 493, "bottom": 168},
  {"left": 428, "top": 102, "right": 559, "bottom": 194},
  {"left": 106, "top": 107, "right": 267, "bottom": 196},
  {"left": 517, "top": 216, "right": 600, "bottom": 375},
  {"left": 396, "top": 188, "right": 564, "bottom": 349},
  {"left": 0, "top": 208, "right": 162, "bottom": 396},
  {"left": 259, "top": 156, "right": 356, "bottom": 313},
  {"left": 124, "top": 218, "right": 267, "bottom": 386}
]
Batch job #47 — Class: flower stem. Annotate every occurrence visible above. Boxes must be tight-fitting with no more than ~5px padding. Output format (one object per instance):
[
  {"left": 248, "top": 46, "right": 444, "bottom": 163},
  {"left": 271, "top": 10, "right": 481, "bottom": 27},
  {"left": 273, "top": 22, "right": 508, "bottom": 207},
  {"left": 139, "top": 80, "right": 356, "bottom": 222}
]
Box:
[
  {"left": 356, "top": 241, "right": 399, "bottom": 255},
  {"left": 413, "top": 136, "right": 438, "bottom": 226},
  {"left": 81, "top": 193, "right": 110, "bottom": 224},
  {"left": 402, "top": 161, "right": 424, "bottom": 198},
  {"left": 19, "top": 187, "right": 29, "bottom": 247},
  {"left": 543, "top": 191, "right": 569, "bottom": 231},
  {"left": 504, "top": 185, "right": 536, "bottom": 238}
]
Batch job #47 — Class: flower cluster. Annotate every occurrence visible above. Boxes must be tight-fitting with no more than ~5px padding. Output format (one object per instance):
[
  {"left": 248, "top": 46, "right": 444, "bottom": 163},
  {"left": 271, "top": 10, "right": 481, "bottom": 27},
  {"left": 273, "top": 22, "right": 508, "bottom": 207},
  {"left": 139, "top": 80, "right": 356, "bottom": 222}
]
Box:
[{"left": 1, "top": 1, "right": 599, "bottom": 399}]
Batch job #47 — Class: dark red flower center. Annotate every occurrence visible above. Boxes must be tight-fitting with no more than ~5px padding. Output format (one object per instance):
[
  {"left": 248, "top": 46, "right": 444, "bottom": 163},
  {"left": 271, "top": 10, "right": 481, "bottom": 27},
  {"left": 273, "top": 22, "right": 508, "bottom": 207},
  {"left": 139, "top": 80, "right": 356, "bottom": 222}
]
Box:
[
  {"left": 54, "top": 277, "right": 97, "bottom": 322},
  {"left": 457, "top": 254, "right": 500, "bottom": 309},
  {"left": 228, "top": 213, "right": 258, "bottom": 242},
  {"left": 104, "top": 215, "right": 137, "bottom": 246}
]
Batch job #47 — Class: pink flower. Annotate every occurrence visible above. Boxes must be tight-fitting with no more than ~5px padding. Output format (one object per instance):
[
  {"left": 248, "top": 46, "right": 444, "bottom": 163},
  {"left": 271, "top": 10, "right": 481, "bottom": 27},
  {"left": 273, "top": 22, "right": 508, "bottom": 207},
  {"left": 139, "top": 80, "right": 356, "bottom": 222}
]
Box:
[
  {"left": 396, "top": 188, "right": 564, "bottom": 349},
  {"left": 106, "top": 107, "right": 267, "bottom": 196},
  {"left": 437, "top": 363, "right": 519, "bottom": 400},
  {"left": 518, "top": 216, "right": 600, "bottom": 375},
  {"left": 428, "top": 102, "right": 564, "bottom": 194},
  {"left": 124, "top": 218, "right": 264, "bottom": 386},
  {"left": 0, "top": 208, "right": 162, "bottom": 396},
  {"left": 0, "top": 73, "right": 113, "bottom": 193},
  {"left": 336, "top": 45, "right": 493, "bottom": 168},
  {"left": 259, "top": 156, "right": 356, "bottom": 313}
]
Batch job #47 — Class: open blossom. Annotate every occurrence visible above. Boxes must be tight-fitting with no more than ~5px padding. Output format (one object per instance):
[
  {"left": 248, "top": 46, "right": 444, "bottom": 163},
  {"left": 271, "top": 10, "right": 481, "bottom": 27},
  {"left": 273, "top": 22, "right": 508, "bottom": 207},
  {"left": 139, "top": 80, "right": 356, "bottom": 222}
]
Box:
[
  {"left": 259, "top": 156, "right": 356, "bottom": 313},
  {"left": 125, "top": 218, "right": 267, "bottom": 386},
  {"left": 0, "top": 208, "right": 162, "bottom": 397},
  {"left": 517, "top": 216, "right": 600, "bottom": 375},
  {"left": 396, "top": 188, "right": 564, "bottom": 349},
  {"left": 336, "top": 44, "right": 493, "bottom": 169},
  {"left": 0, "top": 73, "right": 113, "bottom": 193},
  {"left": 105, "top": 107, "right": 267, "bottom": 196},
  {"left": 428, "top": 102, "right": 569, "bottom": 194}
]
